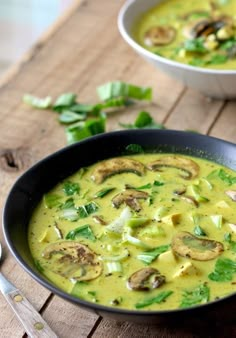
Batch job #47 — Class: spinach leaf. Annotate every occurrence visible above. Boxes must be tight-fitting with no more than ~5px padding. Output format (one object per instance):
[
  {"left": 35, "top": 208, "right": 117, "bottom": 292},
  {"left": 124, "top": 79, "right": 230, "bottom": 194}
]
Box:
[
  {"left": 137, "top": 244, "right": 170, "bottom": 264},
  {"left": 63, "top": 181, "right": 80, "bottom": 196},
  {"left": 23, "top": 94, "right": 52, "bottom": 109},
  {"left": 208, "top": 258, "right": 236, "bottom": 282},
  {"left": 180, "top": 283, "right": 210, "bottom": 308},
  {"left": 97, "top": 81, "right": 152, "bottom": 101},
  {"left": 135, "top": 291, "right": 173, "bottom": 309},
  {"left": 207, "top": 54, "right": 228, "bottom": 65},
  {"left": 65, "top": 224, "right": 96, "bottom": 241}
]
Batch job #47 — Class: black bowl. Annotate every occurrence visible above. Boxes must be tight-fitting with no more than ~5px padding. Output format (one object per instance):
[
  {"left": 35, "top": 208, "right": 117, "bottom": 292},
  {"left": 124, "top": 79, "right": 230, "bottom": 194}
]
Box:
[{"left": 3, "top": 129, "right": 236, "bottom": 324}]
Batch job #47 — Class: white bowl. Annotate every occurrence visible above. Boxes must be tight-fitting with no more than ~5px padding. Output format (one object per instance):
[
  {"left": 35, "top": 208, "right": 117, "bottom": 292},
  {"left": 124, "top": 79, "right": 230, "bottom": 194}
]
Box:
[{"left": 118, "top": 0, "right": 236, "bottom": 99}]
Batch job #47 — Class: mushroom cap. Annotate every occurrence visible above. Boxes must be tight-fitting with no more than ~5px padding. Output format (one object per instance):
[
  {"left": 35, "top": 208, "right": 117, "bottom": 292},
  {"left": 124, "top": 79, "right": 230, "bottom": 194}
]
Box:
[{"left": 144, "top": 25, "right": 176, "bottom": 47}]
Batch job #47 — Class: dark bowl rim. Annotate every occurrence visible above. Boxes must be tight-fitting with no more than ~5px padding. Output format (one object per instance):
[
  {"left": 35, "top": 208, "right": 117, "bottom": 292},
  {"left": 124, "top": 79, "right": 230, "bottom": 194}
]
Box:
[{"left": 2, "top": 129, "right": 236, "bottom": 317}]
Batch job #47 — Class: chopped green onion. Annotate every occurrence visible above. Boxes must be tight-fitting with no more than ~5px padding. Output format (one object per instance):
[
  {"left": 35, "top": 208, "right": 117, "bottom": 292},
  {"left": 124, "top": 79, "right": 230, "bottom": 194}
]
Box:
[{"left": 94, "top": 187, "right": 115, "bottom": 198}]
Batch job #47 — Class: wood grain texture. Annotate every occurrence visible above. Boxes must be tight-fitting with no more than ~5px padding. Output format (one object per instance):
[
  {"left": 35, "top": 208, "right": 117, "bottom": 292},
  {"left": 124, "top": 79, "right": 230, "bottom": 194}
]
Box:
[{"left": 0, "top": 0, "right": 235, "bottom": 337}]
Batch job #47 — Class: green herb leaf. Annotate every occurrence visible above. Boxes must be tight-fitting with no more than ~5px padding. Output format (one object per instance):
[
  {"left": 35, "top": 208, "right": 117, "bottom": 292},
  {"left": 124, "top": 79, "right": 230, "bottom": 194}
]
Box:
[
  {"left": 120, "top": 111, "right": 166, "bottom": 130},
  {"left": 43, "top": 194, "right": 62, "bottom": 208},
  {"left": 207, "top": 168, "right": 236, "bottom": 186},
  {"left": 65, "top": 224, "right": 96, "bottom": 241},
  {"left": 137, "top": 244, "right": 170, "bottom": 264},
  {"left": 125, "top": 144, "right": 144, "bottom": 154},
  {"left": 77, "top": 201, "right": 99, "bottom": 218},
  {"left": 94, "top": 187, "right": 115, "bottom": 198},
  {"left": 23, "top": 94, "right": 52, "bottom": 109},
  {"left": 135, "top": 291, "right": 173, "bottom": 309},
  {"left": 207, "top": 54, "right": 228, "bottom": 65},
  {"left": 63, "top": 181, "right": 80, "bottom": 196},
  {"left": 208, "top": 258, "right": 236, "bottom": 282},
  {"left": 183, "top": 38, "right": 207, "bottom": 53},
  {"left": 97, "top": 81, "right": 152, "bottom": 101},
  {"left": 224, "top": 232, "right": 236, "bottom": 252},
  {"left": 180, "top": 284, "right": 210, "bottom": 308},
  {"left": 53, "top": 93, "right": 77, "bottom": 111}
]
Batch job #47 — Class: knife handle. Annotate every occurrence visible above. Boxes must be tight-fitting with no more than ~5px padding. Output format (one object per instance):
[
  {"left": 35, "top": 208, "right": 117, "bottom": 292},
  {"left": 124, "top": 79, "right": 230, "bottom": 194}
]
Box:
[{"left": 0, "top": 273, "right": 58, "bottom": 338}]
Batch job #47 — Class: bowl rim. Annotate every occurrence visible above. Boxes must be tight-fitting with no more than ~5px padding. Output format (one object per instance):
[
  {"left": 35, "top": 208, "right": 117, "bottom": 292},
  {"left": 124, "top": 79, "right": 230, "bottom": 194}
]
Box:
[
  {"left": 2, "top": 129, "right": 236, "bottom": 317},
  {"left": 118, "top": 0, "right": 236, "bottom": 75}
]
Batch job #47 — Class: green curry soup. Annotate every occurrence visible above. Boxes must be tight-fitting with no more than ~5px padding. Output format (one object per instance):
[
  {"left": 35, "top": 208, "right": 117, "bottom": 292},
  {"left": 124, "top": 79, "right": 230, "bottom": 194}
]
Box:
[
  {"left": 28, "top": 154, "right": 236, "bottom": 310},
  {"left": 134, "top": 0, "right": 236, "bottom": 69}
]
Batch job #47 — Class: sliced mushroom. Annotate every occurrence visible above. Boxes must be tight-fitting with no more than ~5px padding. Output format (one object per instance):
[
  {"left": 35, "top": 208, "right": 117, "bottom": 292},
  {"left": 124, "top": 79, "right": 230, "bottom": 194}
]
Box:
[
  {"left": 171, "top": 232, "right": 224, "bottom": 261},
  {"left": 147, "top": 156, "right": 199, "bottom": 180},
  {"left": 225, "top": 190, "right": 236, "bottom": 201},
  {"left": 144, "top": 26, "right": 176, "bottom": 47},
  {"left": 91, "top": 158, "right": 145, "bottom": 184},
  {"left": 42, "top": 241, "right": 102, "bottom": 281},
  {"left": 112, "top": 189, "right": 149, "bottom": 212},
  {"left": 183, "top": 18, "right": 226, "bottom": 39},
  {"left": 127, "top": 267, "right": 165, "bottom": 291}
]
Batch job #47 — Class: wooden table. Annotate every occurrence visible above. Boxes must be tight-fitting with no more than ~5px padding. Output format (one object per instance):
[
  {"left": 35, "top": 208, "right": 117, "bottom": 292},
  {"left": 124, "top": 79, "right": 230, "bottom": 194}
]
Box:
[{"left": 0, "top": 1, "right": 235, "bottom": 337}]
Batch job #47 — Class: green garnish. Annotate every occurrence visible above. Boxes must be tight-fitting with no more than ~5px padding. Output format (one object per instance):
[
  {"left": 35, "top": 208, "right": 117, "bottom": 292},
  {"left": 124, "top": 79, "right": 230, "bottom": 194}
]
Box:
[
  {"left": 180, "top": 284, "right": 210, "bottom": 308},
  {"left": 137, "top": 244, "right": 170, "bottom": 264},
  {"left": 65, "top": 224, "right": 96, "bottom": 241},
  {"left": 60, "top": 201, "right": 99, "bottom": 221},
  {"left": 125, "top": 143, "right": 144, "bottom": 154},
  {"left": 77, "top": 201, "right": 99, "bottom": 218},
  {"left": 63, "top": 181, "right": 80, "bottom": 196},
  {"left": 183, "top": 38, "right": 207, "bottom": 53},
  {"left": 23, "top": 94, "right": 52, "bottom": 109},
  {"left": 207, "top": 169, "right": 236, "bottom": 186},
  {"left": 53, "top": 93, "right": 77, "bottom": 111},
  {"left": 208, "top": 258, "right": 236, "bottom": 282},
  {"left": 97, "top": 81, "right": 152, "bottom": 101},
  {"left": 43, "top": 193, "right": 62, "bottom": 208},
  {"left": 120, "top": 111, "right": 166, "bottom": 130},
  {"left": 65, "top": 114, "right": 106, "bottom": 144},
  {"left": 224, "top": 233, "right": 236, "bottom": 252},
  {"left": 135, "top": 291, "right": 173, "bottom": 309},
  {"left": 94, "top": 187, "right": 115, "bottom": 198}
]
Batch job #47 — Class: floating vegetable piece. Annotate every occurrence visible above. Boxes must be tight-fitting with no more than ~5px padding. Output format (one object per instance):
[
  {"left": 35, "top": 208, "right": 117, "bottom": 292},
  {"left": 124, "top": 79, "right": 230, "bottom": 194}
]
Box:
[
  {"left": 144, "top": 25, "right": 176, "bottom": 46},
  {"left": 171, "top": 231, "right": 224, "bottom": 261},
  {"left": 225, "top": 190, "right": 236, "bottom": 201},
  {"left": 112, "top": 189, "right": 149, "bottom": 212},
  {"left": 161, "top": 213, "right": 181, "bottom": 226},
  {"left": 42, "top": 241, "right": 102, "bottom": 281},
  {"left": 173, "top": 262, "right": 198, "bottom": 278},
  {"left": 147, "top": 156, "right": 199, "bottom": 180},
  {"left": 92, "top": 215, "right": 107, "bottom": 225},
  {"left": 127, "top": 267, "right": 165, "bottom": 291},
  {"left": 180, "top": 195, "right": 199, "bottom": 207},
  {"left": 91, "top": 157, "right": 145, "bottom": 184},
  {"left": 228, "top": 223, "right": 236, "bottom": 233}
]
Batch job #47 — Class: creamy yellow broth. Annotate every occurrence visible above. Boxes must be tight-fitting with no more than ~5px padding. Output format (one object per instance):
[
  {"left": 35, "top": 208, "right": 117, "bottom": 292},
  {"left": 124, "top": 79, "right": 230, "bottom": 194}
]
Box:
[
  {"left": 134, "top": 0, "right": 236, "bottom": 69},
  {"left": 28, "top": 154, "right": 236, "bottom": 310}
]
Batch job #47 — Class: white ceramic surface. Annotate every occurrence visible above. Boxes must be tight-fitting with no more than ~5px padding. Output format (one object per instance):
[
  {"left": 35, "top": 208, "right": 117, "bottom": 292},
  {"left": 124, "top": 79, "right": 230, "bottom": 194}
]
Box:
[{"left": 118, "top": 0, "right": 236, "bottom": 99}]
